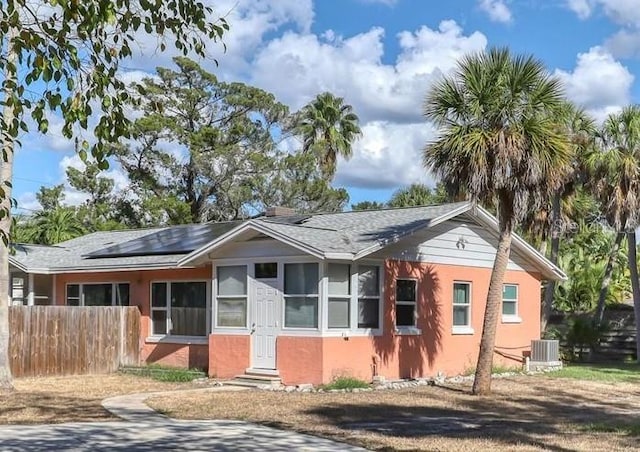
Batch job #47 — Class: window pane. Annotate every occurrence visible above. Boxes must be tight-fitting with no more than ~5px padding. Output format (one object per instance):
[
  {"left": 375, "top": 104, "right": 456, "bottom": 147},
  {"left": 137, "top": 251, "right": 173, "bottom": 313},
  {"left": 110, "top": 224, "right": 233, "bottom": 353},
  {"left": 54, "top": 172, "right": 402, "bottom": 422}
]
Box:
[
  {"left": 66, "top": 284, "right": 79, "bottom": 300},
  {"left": 116, "top": 284, "right": 130, "bottom": 307},
  {"left": 217, "top": 298, "right": 247, "bottom": 327},
  {"left": 218, "top": 266, "right": 247, "bottom": 295},
  {"left": 170, "top": 282, "right": 207, "bottom": 336},
  {"left": 83, "top": 284, "right": 113, "bottom": 307},
  {"left": 152, "top": 310, "right": 167, "bottom": 335},
  {"left": 358, "top": 298, "right": 379, "bottom": 328},
  {"left": 284, "top": 296, "right": 318, "bottom": 328},
  {"left": 453, "top": 306, "right": 469, "bottom": 326},
  {"left": 396, "top": 279, "right": 416, "bottom": 302},
  {"left": 152, "top": 283, "right": 167, "bottom": 308},
  {"left": 67, "top": 297, "right": 80, "bottom": 307},
  {"left": 328, "top": 297, "right": 349, "bottom": 328},
  {"left": 255, "top": 262, "right": 277, "bottom": 279},
  {"left": 358, "top": 266, "right": 379, "bottom": 296},
  {"left": 503, "top": 300, "right": 517, "bottom": 316},
  {"left": 328, "top": 264, "right": 350, "bottom": 295},
  {"left": 503, "top": 284, "right": 517, "bottom": 300},
  {"left": 453, "top": 283, "right": 470, "bottom": 304},
  {"left": 284, "top": 263, "right": 319, "bottom": 295},
  {"left": 396, "top": 304, "right": 415, "bottom": 327}
]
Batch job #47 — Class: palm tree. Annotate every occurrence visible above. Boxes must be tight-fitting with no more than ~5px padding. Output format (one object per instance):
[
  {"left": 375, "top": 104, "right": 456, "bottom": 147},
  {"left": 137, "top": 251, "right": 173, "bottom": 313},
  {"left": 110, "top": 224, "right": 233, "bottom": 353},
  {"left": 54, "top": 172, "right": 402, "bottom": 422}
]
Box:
[
  {"left": 27, "top": 208, "right": 85, "bottom": 245},
  {"left": 587, "top": 106, "right": 640, "bottom": 362},
  {"left": 296, "top": 92, "right": 362, "bottom": 178},
  {"left": 424, "top": 48, "right": 571, "bottom": 395},
  {"left": 388, "top": 183, "right": 449, "bottom": 208},
  {"left": 536, "top": 103, "right": 596, "bottom": 332}
]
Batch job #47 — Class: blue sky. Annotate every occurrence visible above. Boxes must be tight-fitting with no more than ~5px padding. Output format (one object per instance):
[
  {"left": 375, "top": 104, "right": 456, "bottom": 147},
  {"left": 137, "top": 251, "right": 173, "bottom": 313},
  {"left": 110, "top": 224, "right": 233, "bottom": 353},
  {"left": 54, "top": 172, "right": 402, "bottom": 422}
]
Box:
[{"left": 14, "top": 0, "right": 640, "bottom": 212}]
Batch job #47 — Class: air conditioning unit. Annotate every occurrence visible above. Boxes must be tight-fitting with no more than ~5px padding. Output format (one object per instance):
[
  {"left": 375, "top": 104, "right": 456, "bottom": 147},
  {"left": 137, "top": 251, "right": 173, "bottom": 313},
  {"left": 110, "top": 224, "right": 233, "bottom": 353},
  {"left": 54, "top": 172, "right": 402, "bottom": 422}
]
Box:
[{"left": 531, "top": 339, "right": 560, "bottom": 362}]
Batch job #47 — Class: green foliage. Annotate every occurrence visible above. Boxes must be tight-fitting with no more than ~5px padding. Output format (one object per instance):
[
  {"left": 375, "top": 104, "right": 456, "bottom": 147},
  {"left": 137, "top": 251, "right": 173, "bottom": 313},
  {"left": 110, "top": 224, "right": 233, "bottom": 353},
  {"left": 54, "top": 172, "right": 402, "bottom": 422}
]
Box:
[
  {"left": 120, "top": 364, "right": 206, "bottom": 382},
  {"left": 0, "top": 0, "right": 229, "bottom": 243},
  {"left": 551, "top": 316, "right": 609, "bottom": 362},
  {"left": 351, "top": 201, "right": 385, "bottom": 211},
  {"left": 388, "top": 183, "right": 449, "bottom": 208},
  {"left": 554, "top": 224, "right": 629, "bottom": 312},
  {"left": 22, "top": 207, "right": 85, "bottom": 245},
  {"left": 581, "top": 423, "right": 640, "bottom": 436},
  {"left": 36, "top": 185, "right": 65, "bottom": 211},
  {"left": 320, "top": 376, "right": 370, "bottom": 390}
]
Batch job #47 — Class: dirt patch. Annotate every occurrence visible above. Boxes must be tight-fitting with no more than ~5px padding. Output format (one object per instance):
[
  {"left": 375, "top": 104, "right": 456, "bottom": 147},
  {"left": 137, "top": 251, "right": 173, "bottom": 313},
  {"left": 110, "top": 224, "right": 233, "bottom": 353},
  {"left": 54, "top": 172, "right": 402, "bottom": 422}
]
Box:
[
  {"left": 148, "top": 375, "right": 640, "bottom": 451},
  {"left": 1, "top": 374, "right": 197, "bottom": 425}
]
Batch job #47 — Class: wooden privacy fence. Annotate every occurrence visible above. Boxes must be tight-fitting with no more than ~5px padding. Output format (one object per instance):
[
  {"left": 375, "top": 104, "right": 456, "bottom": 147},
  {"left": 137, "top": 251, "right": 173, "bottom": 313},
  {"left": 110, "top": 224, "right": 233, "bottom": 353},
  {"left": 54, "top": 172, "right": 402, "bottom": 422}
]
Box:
[{"left": 9, "top": 306, "right": 141, "bottom": 377}]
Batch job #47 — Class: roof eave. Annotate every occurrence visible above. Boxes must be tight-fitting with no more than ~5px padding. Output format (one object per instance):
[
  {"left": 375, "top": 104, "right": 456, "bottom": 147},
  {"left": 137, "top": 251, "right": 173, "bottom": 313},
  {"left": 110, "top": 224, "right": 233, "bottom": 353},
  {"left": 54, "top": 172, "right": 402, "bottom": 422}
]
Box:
[
  {"left": 353, "top": 201, "right": 473, "bottom": 260},
  {"left": 472, "top": 207, "right": 568, "bottom": 281},
  {"left": 178, "top": 220, "right": 325, "bottom": 267}
]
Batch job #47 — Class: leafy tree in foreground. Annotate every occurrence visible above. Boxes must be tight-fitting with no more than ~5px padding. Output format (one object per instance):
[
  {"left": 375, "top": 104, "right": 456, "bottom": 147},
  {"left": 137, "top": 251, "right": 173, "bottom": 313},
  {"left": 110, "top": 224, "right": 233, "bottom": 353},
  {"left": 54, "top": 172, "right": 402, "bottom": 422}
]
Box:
[
  {"left": 588, "top": 106, "right": 640, "bottom": 362},
  {"left": 296, "top": 92, "right": 362, "bottom": 178},
  {"left": 0, "top": 0, "right": 228, "bottom": 390},
  {"left": 424, "top": 48, "right": 571, "bottom": 395}
]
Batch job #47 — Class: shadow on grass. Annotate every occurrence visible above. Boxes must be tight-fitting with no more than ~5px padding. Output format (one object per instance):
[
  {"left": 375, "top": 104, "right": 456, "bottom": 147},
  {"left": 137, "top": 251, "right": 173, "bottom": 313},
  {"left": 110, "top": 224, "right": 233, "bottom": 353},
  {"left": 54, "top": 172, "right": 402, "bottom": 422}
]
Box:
[
  {"left": 300, "top": 382, "right": 640, "bottom": 452},
  {"left": 0, "top": 391, "right": 113, "bottom": 424}
]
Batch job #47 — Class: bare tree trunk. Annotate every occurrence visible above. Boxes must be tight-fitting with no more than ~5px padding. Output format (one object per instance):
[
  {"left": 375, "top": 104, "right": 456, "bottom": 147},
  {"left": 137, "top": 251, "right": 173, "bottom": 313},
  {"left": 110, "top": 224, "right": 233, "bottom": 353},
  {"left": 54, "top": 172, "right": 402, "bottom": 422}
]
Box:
[
  {"left": 594, "top": 232, "right": 625, "bottom": 326},
  {"left": 541, "top": 193, "right": 561, "bottom": 333},
  {"left": 0, "top": 27, "right": 17, "bottom": 391},
  {"left": 627, "top": 232, "right": 640, "bottom": 364},
  {"left": 472, "top": 207, "right": 513, "bottom": 396}
]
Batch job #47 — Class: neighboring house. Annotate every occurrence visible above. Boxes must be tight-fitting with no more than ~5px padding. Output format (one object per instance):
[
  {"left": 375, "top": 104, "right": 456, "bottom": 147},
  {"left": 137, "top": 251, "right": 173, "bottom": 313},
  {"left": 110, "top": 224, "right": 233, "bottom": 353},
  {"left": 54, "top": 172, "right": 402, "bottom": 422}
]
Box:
[{"left": 9, "top": 202, "right": 565, "bottom": 385}]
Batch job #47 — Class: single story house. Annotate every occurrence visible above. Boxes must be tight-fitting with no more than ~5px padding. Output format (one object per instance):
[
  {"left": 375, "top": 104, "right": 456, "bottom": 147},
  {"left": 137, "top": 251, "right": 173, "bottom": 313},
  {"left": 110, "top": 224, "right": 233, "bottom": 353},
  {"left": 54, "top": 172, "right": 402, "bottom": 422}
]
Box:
[{"left": 9, "top": 202, "right": 565, "bottom": 385}]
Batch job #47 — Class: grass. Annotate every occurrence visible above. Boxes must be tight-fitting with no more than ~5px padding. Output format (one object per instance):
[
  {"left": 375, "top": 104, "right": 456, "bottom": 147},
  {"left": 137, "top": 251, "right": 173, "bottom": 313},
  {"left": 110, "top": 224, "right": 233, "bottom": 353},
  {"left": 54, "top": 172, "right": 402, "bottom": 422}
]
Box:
[
  {"left": 149, "top": 370, "right": 640, "bottom": 451},
  {"left": 582, "top": 423, "right": 640, "bottom": 436},
  {"left": 120, "top": 364, "right": 206, "bottom": 382},
  {"left": 0, "top": 374, "right": 199, "bottom": 425},
  {"left": 463, "top": 364, "right": 522, "bottom": 376},
  {"left": 548, "top": 363, "right": 640, "bottom": 383},
  {"left": 319, "top": 376, "right": 370, "bottom": 391}
]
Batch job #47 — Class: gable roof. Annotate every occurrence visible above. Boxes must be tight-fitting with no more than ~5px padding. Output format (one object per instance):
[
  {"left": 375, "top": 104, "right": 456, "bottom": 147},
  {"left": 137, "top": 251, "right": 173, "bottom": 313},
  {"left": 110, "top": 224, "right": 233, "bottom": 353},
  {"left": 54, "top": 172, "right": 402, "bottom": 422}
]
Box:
[
  {"left": 178, "top": 202, "right": 566, "bottom": 281},
  {"left": 10, "top": 202, "right": 566, "bottom": 280}
]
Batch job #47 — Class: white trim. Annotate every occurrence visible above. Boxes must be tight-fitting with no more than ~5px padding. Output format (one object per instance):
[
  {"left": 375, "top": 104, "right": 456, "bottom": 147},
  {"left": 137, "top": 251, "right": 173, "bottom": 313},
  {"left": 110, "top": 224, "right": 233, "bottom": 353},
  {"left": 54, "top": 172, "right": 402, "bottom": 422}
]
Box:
[
  {"left": 452, "top": 326, "right": 475, "bottom": 335},
  {"left": 452, "top": 280, "right": 472, "bottom": 330},
  {"left": 502, "top": 316, "right": 522, "bottom": 324},
  {"left": 8, "top": 257, "right": 28, "bottom": 273},
  {"left": 394, "top": 277, "right": 418, "bottom": 328},
  {"left": 27, "top": 273, "right": 35, "bottom": 306},
  {"left": 395, "top": 327, "right": 422, "bottom": 336},
  {"left": 501, "top": 283, "right": 519, "bottom": 323},
  {"left": 149, "top": 279, "right": 211, "bottom": 338},
  {"left": 64, "top": 281, "right": 131, "bottom": 307},
  {"left": 14, "top": 263, "right": 189, "bottom": 275}
]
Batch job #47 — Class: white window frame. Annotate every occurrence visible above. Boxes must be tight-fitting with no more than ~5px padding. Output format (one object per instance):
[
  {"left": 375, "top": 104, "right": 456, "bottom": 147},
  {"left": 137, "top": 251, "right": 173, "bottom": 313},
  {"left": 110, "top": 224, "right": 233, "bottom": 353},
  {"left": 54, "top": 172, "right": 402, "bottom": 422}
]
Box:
[
  {"left": 215, "top": 265, "right": 249, "bottom": 329},
  {"left": 283, "top": 262, "right": 320, "bottom": 330},
  {"left": 65, "top": 282, "right": 130, "bottom": 307},
  {"left": 149, "top": 280, "right": 211, "bottom": 341},
  {"left": 394, "top": 278, "right": 419, "bottom": 333},
  {"left": 502, "top": 283, "right": 521, "bottom": 323},
  {"left": 327, "top": 263, "right": 351, "bottom": 330},
  {"left": 452, "top": 281, "right": 474, "bottom": 335}
]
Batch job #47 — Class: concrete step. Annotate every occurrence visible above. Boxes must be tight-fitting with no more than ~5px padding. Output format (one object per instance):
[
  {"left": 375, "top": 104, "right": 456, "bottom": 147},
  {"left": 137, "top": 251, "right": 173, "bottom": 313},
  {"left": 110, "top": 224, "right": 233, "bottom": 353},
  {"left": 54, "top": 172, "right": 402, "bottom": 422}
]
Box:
[{"left": 232, "top": 373, "right": 282, "bottom": 388}]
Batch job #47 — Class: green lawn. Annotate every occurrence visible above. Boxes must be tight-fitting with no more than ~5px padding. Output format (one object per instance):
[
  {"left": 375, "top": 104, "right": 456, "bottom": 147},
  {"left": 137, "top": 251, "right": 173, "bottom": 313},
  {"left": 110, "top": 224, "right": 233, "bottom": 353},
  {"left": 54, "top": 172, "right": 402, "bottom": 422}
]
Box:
[{"left": 549, "top": 363, "right": 640, "bottom": 383}]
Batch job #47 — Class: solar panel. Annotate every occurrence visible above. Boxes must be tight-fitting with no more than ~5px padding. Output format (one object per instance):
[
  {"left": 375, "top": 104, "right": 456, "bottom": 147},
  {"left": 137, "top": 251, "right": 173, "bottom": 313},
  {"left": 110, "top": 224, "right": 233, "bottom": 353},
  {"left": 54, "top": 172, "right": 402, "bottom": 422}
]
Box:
[{"left": 84, "top": 221, "right": 243, "bottom": 259}]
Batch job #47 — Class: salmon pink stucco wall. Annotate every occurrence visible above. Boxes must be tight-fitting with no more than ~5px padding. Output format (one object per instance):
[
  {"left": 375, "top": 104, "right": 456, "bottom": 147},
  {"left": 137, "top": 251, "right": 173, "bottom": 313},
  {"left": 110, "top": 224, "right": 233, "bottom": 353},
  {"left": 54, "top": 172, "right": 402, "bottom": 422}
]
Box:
[
  {"left": 272, "top": 260, "right": 542, "bottom": 385},
  {"left": 209, "top": 335, "right": 250, "bottom": 379},
  {"left": 54, "top": 266, "right": 212, "bottom": 370}
]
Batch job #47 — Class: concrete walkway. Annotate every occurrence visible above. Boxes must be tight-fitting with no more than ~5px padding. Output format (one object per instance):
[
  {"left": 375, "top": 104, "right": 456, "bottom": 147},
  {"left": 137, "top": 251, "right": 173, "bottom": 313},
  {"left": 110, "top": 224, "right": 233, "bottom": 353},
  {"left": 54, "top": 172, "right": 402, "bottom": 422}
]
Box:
[{"left": 0, "top": 386, "right": 367, "bottom": 451}]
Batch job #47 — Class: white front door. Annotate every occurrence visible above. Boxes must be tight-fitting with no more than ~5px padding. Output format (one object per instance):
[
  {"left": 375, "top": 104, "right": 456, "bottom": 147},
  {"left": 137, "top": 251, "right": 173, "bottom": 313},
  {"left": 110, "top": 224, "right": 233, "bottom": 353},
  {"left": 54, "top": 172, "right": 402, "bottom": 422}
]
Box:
[{"left": 252, "top": 278, "right": 279, "bottom": 369}]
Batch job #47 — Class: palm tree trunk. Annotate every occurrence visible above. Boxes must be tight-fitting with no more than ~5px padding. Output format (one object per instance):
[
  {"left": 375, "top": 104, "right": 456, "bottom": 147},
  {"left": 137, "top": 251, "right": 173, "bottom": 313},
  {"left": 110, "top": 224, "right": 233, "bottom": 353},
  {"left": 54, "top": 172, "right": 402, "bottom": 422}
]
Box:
[
  {"left": 593, "top": 232, "right": 625, "bottom": 326},
  {"left": 0, "top": 27, "right": 17, "bottom": 391},
  {"left": 472, "top": 205, "right": 514, "bottom": 395},
  {"left": 541, "top": 193, "right": 561, "bottom": 333},
  {"left": 627, "top": 232, "right": 640, "bottom": 364}
]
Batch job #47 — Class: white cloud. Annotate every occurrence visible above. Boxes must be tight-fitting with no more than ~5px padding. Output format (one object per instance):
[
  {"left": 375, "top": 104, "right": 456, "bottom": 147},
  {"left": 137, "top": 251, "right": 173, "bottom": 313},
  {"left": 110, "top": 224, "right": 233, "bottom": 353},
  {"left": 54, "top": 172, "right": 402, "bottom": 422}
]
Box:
[
  {"left": 566, "top": 0, "right": 593, "bottom": 19},
  {"left": 335, "top": 121, "right": 437, "bottom": 189},
  {"left": 478, "top": 0, "right": 513, "bottom": 23},
  {"left": 251, "top": 20, "right": 487, "bottom": 124},
  {"left": 605, "top": 27, "right": 640, "bottom": 58},
  {"left": 555, "top": 46, "right": 634, "bottom": 121}
]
